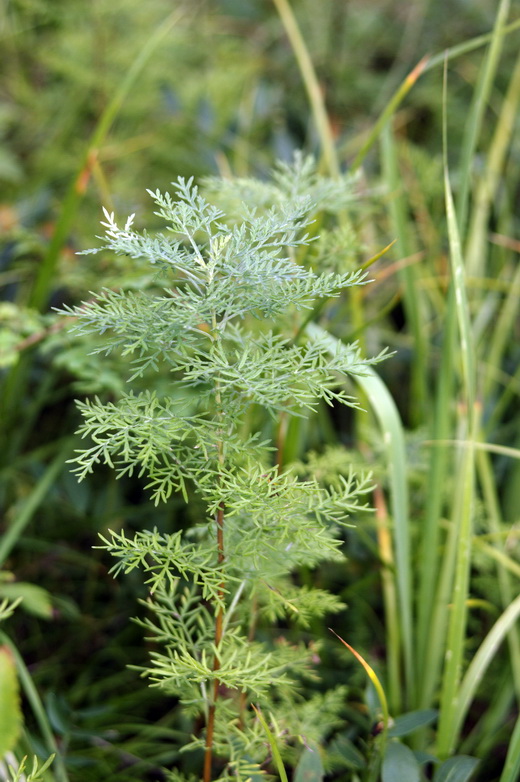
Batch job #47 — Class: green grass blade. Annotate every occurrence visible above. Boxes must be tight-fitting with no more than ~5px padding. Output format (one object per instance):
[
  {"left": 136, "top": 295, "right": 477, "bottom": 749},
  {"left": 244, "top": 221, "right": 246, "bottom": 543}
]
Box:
[
  {"left": 352, "top": 56, "right": 428, "bottom": 171},
  {"left": 425, "top": 18, "right": 520, "bottom": 72},
  {"left": 452, "top": 593, "right": 520, "bottom": 747},
  {"left": 0, "top": 443, "right": 71, "bottom": 568},
  {"left": 466, "top": 49, "right": 520, "bottom": 282},
  {"left": 483, "top": 262, "right": 520, "bottom": 413},
  {"left": 272, "top": 0, "right": 339, "bottom": 177},
  {"left": 443, "top": 164, "right": 475, "bottom": 408},
  {"left": 499, "top": 711, "right": 520, "bottom": 782},
  {"left": 0, "top": 645, "right": 22, "bottom": 756},
  {"left": 374, "top": 485, "right": 401, "bottom": 712},
  {"left": 350, "top": 13, "right": 520, "bottom": 171},
  {"left": 416, "top": 285, "right": 457, "bottom": 707},
  {"left": 455, "top": 0, "right": 512, "bottom": 238},
  {"left": 435, "top": 430, "right": 476, "bottom": 758},
  {"left": 476, "top": 443, "right": 520, "bottom": 696},
  {"left": 252, "top": 705, "right": 289, "bottom": 782},
  {"left": 380, "top": 124, "right": 428, "bottom": 425},
  {"left": 436, "top": 61, "right": 477, "bottom": 758},
  {"left": 307, "top": 323, "right": 413, "bottom": 709}
]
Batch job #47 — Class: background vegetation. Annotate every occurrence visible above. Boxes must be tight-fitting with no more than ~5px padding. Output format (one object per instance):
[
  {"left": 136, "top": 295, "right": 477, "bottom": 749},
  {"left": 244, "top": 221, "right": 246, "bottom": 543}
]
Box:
[{"left": 1, "top": 0, "right": 520, "bottom": 780}]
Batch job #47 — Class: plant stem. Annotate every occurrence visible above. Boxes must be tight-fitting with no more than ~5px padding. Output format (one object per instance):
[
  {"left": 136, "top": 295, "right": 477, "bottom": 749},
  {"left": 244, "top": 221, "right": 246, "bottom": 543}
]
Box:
[
  {"left": 204, "top": 500, "right": 226, "bottom": 782},
  {"left": 204, "top": 350, "right": 226, "bottom": 782}
]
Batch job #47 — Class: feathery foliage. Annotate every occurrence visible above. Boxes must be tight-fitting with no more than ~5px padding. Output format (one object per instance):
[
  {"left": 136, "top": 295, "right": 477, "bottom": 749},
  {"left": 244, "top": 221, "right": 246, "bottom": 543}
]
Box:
[{"left": 60, "top": 158, "right": 385, "bottom": 779}]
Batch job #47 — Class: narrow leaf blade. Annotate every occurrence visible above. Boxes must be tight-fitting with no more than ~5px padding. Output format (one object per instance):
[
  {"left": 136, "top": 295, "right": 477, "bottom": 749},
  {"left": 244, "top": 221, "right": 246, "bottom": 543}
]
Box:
[{"left": 0, "top": 646, "right": 22, "bottom": 756}]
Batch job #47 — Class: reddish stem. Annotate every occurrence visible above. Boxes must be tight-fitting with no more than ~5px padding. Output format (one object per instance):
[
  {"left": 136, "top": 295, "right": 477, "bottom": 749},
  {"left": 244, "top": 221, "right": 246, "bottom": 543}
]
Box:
[{"left": 203, "top": 501, "right": 226, "bottom": 782}]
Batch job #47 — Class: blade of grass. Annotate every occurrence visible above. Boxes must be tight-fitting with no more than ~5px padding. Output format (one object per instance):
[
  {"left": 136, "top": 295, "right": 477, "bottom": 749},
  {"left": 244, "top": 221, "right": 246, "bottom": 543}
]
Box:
[
  {"left": 476, "top": 443, "right": 520, "bottom": 696},
  {"left": 373, "top": 485, "right": 401, "bottom": 713},
  {"left": 330, "top": 630, "right": 390, "bottom": 782},
  {"left": 465, "top": 48, "right": 520, "bottom": 281},
  {"left": 423, "top": 440, "right": 520, "bottom": 460},
  {"left": 475, "top": 539, "right": 520, "bottom": 580},
  {"left": 0, "top": 442, "right": 71, "bottom": 568},
  {"left": 434, "top": 430, "right": 476, "bottom": 758},
  {"left": 499, "top": 712, "right": 520, "bottom": 782},
  {"left": 483, "top": 256, "right": 520, "bottom": 431},
  {"left": 458, "top": 671, "right": 515, "bottom": 758},
  {"left": 436, "top": 59, "right": 477, "bottom": 758},
  {"left": 271, "top": 0, "right": 339, "bottom": 178},
  {"left": 450, "top": 593, "right": 520, "bottom": 749},
  {"left": 352, "top": 55, "right": 429, "bottom": 171},
  {"left": 442, "top": 115, "right": 476, "bottom": 406},
  {"left": 415, "top": 284, "right": 457, "bottom": 708},
  {"left": 307, "top": 322, "right": 413, "bottom": 710},
  {"left": 329, "top": 630, "right": 390, "bottom": 731},
  {"left": 456, "top": 0, "right": 512, "bottom": 238},
  {"left": 425, "top": 17, "right": 520, "bottom": 72},
  {"left": 350, "top": 14, "right": 520, "bottom": 171},
  {"left": 381, "top": 124, "right": 428, "bottom": 425},
  {"left": 251, "top": 705, "right": 289, "bottom": 782}
]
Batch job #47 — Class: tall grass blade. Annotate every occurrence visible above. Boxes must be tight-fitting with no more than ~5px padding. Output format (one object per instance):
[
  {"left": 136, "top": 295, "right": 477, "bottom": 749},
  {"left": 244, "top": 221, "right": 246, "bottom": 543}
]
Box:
[
  {"left": 374, "top": 485, "right": 401, "bottom": 712},
  {"left": 499, "top": 712, "right": 520, "bottom": 782},
  {"left": 465, "top": 49, "right": 520, "bottom": 282},
  {"left": 307, "top": 323, "right": 413, "bottom": 709},
  {"left": 381, "top": 124, "right": 428, "bottom": 425},
  {"left": 0, "top": 443, "right": 70, "bottom": 568},
  {"left": 455, "top": 0, "right": 512, "bottom": 238},
  {"left": 416, "top": 287, "right": 456, "bottom": 707},
  {"left": 436, "top": 61, "right": 477, "bottom": 758},
  {"left": 435, "top": 430, "right": 476, "bottom": 758},
  {"left": 272, "top": 0, "right": 339, "bottom": 177},
  {"left": 452, "top": 593, "right": 520, "bottom": 748},
  {"left": 350, "top": 14, "right": 520, "bottom": 171},
  {"left": 442, "top": 159, "right": 475, "bottom": 406},
  {"left": 0, "top": 645, "right": 21, "bottom": 757},
  {"left": 352, "top": 56, "right": 428, "bottom": 171},
  {"left": 251, "top": 705, "right": 289, "bottom": 782},
  {"left": 476, "top": 443, "right": 520, "bottom": 696},
  {"left": 425, "top": 18, "right": 520, "bottom": 72},
  {"left": 329, "top": 630, "right": 390, "bottom": 732}
]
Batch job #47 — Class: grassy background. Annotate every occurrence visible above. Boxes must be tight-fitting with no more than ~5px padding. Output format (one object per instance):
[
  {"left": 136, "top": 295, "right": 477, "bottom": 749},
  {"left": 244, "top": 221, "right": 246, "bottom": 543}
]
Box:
[{"left": 1, "top": 0, "right": 520, "bottom": 779}]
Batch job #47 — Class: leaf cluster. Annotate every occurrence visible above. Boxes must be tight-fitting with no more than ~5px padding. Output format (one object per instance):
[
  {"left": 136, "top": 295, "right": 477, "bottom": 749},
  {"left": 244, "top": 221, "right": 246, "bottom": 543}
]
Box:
[{"left": 62, "top": 159, "right": 382, "bottom": 777}]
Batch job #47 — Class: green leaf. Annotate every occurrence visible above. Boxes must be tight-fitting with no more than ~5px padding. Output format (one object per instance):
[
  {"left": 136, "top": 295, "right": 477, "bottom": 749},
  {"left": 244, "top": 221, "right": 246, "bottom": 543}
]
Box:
[
  {"left": 294, "top": 740, "right": 324, "bottom": 782},
  {"left": 0, "top": 583, "right": 54, "bottom": 620},
  {"left": 499, "top": 712, "right": 520, "bottom": 782},
  {"left": 0, "top": 645, "right": 22, "bottom": 755},
  {"left": 251, "top": 706, "right": 288, "bottom": 782},
  {"left": 388, "top": 709, "right": 438, "bottom": 738},
  {"left": 382, "top": 741, "right": 421, "bottom": 782},
  {"left": 327, "top": 733, "right": 366, "bottom": 770},
  {"left": 433, "top": 756, "right": 480, "bottom": 782}
]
